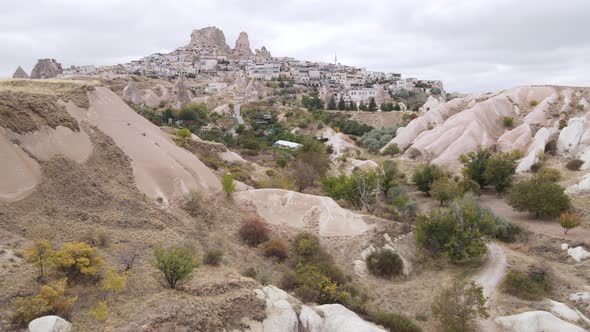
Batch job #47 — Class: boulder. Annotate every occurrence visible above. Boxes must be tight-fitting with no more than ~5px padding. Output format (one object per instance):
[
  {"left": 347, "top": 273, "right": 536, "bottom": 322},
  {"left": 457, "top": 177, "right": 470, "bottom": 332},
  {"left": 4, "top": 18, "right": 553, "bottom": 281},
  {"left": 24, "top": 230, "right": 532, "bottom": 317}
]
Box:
[
  {"left": 567, "top": 246, "right": 590, "bottom": 262},
  {"left": 28, "top": 315, "right": 72, "bottom": 332},
  {"left": 567, "top": 173, "right": 590, "bottom": 193},
  {"left": 299, "top": 304, "right": 386, "bottom": 332},
  {"left": 248, "top": 286, "right": 298, "bottom": 332},
  {"left": 30, "top": 59, "right": 63, "bottom": 79},
  {"left": 549, "top": 300, "right": 584, "bottom": 323},
  {"left": 12, "top": 66, "right": 29, "bottom": 78},
  {"left": 495, "top": 311, "right": 586, "bottom": 332},
  {"left": 557, "top": 117, "right": 587, "bottom": 156}
]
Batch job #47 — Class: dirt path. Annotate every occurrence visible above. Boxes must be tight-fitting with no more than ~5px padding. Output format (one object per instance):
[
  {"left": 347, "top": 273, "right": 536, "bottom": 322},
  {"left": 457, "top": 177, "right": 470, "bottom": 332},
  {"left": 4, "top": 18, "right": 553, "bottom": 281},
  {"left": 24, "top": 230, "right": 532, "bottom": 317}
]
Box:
[{"left": 475, "top": 242, "right": 508, "bottom": 332}]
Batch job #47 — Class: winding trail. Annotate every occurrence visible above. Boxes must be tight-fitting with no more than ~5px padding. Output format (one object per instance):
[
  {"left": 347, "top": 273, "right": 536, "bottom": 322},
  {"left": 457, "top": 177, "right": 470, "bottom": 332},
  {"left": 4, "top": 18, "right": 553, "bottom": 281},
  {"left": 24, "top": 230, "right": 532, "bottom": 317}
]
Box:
[{"left": 474, "top": 242, "right": 508, "bottom": 331}]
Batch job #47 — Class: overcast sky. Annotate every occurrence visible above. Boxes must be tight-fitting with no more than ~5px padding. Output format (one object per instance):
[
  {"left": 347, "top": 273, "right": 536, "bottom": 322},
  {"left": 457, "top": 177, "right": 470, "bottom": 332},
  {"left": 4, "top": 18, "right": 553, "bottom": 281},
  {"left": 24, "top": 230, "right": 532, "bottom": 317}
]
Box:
[{"left": 1, "top": 0, "right": 589, "bottom": 92}]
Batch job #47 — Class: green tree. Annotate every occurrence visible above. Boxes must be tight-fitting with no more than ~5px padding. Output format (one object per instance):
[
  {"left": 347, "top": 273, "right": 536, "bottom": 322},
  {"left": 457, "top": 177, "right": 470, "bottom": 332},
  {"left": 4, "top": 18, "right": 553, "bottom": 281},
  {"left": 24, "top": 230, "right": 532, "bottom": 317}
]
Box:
[
  {"left": 431, "top": 280, "right": 488, "bottom": 332},
  {"left": 176, "top": 128, "right": 191, "bottom": 140},
  {"left": 290, "top": 160, "right": 319, "bottom": 192},
  {"left": 411, "top": 163, "right": 444, "bottom": 195},
  {"left": 24, "top": 240, "right": 54, "bottom": 281},
  {"left": 359, "top": 100, "right": 367, "bottom": 111},
  {"left": 430, "top": 177, "right": 462, "bottom": 206},
  {"left": 276, "top": 156, "right": 288, "bottom": 168},
  {"left": 327, "top": 96, "right": 337, "bottom": 110},
  {"left": 348, "top": 100, "right": 357, "bottom": 111},
  {"left": 483, "top": 153, "right": 516, "bottom": 193},
  {"left": 297, "top": 137, "right": 330, "bottom": 176},
  {"left": 222, "top": 173, "right": 235, "bottom": 197},
  {"left": 54, "top": 242, "right": 104, "bottom": 277},
  {"left": 337, "top": 96, "right": 346, "bottom": 110},
  {"left": 557, "top": 212, "right": 580, "bottom": 236},
  {"left": 152, "top": 244, "right": 197, "bottom": 289},
  {"left": 368, "top": 97, "right": 378, "bottom": 112},
  {"left": 507, "top": 176, "right": 570, "bottom": 218},
  {"left": 460, "top": 147, "right": 492, "bottom": 189}
]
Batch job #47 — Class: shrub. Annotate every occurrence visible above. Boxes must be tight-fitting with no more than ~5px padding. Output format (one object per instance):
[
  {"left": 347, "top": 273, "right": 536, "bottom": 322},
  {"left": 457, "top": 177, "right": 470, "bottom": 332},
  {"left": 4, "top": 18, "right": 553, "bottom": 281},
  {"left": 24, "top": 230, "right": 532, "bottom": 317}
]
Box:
[
  {"left": 503, "top": 267, "right": 551, "bottom": 300},
  {"left": 537, "top": 167, "right": 561, "bottom": 182},
  {"left": 222, "top": 173, "right": 235, "bottom": 197},
  {"left": 414, "top": 198, "right": 493, "bottom": 262},
  {"left": 383, "top": 143, "right": 401, "bottom": 156},
  {"left": 359, "top": 127, "right": 397, "bottom": 152},
  {"left": 90, "top": 301, "right": 108, "bottom": 321},
  {"left": 176, "top": 128, "right": 191, "bottom": 139},
  {"left": 290, "top": 160, "right": 319, "bottom": 192},
  {"left": 502, "top": 116, "right": 514, "bottom": 128},
  {"left": 293, "top": 233, "right": 321, "bottom": 261},
  {"left": 12, "top": 278, "right": 77, "bottom": 326},
  {"left": 507, "top": 176, "right": 570, "bottom": 218},
  {"left": 101, "top": 267, "right": 128, "bottom": 293},
  {"left": 54, "top": 242, "right": 104, "bottom": 277},
  {"left": 530, "top": 100, "right": 539, "bottom": 107},
  {"left": 557, "top": 212, "right": 580, "bottom": 236},
  {"left": 280, "top": 271, "right": 298, "bottom": 290},
  {"left": 203, "top": 249, "right": 224, "bottom": 266},
  {"left": 183, "top": 190, "right": 204, "bottom": 217},
  {"left": 370, "top": 312, "right": 422, "bottom": 332},
  {"left": 242, "top": 267, "right": 272, "bottom": 285},
  {"left": 545, "top": 139, "right": 557, "bottom": 155},
  {"left": 239, "top": 218, "right": 270, "bottom": 246},
  {"left": 411, "top": 163, "right": 444, "bottom": 195},
  {"left": 366, "top": 249, "right": 404, "bottom": 278},
  {"left": 24, "top": 239, "right": 54, "bottom": 281},
  {"left": 276, "top": 156, "right": 288, "bottom": 168},
  {"left": 530, "top": 162, "right": 542, "bottom": 173},
  {"left": 152, "top": 244, "right": 197, "bottom": 289},
  {"left": 263, "top": 239, "right": 289, "bottom": 261},
  {"left": 566, "top": 159, "right": 584, "bottom": 171},
  {"left": 430, "top": 177, "right": 461, "bottom": 206},
  {"left": 431, "top": 280, "right": 488, "bottom": 332},
  {"left": 492, "top": 216, "right": 523, "bottom": 243},
  {"left": 459, "top": 178, "right": 480, "bottom": 196}
]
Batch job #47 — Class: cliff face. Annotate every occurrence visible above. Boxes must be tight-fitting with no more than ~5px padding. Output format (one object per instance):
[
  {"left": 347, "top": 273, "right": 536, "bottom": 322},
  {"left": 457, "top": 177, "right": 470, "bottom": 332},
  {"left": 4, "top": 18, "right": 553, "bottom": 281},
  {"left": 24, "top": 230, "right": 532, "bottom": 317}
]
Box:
[
  {"left": 30, "top": 59, "right": 63, "bottom": 79},
  {"left": 12, "top": 66, "right": 29, "bottom": 79}
]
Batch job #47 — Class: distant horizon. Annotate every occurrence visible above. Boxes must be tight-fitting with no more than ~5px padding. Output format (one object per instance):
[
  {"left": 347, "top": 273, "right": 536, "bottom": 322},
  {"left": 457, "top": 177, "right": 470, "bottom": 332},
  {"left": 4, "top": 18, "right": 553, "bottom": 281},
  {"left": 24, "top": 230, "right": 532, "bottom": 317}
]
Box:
[{"left": 1, "top": 0, "right": 590, "bottom": 93}]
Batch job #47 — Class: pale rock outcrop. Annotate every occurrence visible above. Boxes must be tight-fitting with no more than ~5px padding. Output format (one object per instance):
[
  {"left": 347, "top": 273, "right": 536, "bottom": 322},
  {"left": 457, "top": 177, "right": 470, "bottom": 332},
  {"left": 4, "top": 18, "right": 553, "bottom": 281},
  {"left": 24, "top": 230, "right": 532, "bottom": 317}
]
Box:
[
  {"left": 299, "top": 304, "right": 386, "bottom": 332},
  {"left": 502, "top": 86, "right": 556, "bottom": 106},
  {"left": 141, "top": 89, "right": 161, "bottom": 108},
  {"left": 12, "top": 66, "right": 29, "bottom": 78},
  {"left": 122, "top": 81, "right": 142, "bottom": 105},
  {"left": 567, "top": 173, "right": 590, "bottom": 193},
  {"left": 173, "top": 76, "right": 191, "bottom": 109},
  {"left": 234, "top": 32, "right": 253, "bottom": 57},
  {"left": 570, "top": 292, "right": 590, "bottom": 304},
  {"left": 346, "top": 159, "right": 379, "bottom": 173},
  {"left": 28, "top": 315, "right": 72, "bottom": 332},
  {"left": 187, "top": 26, "right": 231, "bottom": 54},
  {"left": 234, "top": 189, "right": 371, "bottom": 237},
  {"left": 516, "top": 127, "right": 557, "bottom": 173},
  {"left": 319, "top": 127, "right": 358, "bottom": 158},
  {"left": 256, "top": 46, "right": 272, "bottom": 59},
  {"left": 419, "top": 95, "right": 442, "bottom": 112},
  {"left": 557, "top": 117, "right": 588, "bottom": 156},
  {"left": 549, "top": 300, "right": 585, "bottom": 323},
  {"left": 497, "top": 123, "right": 533, "bottom": 153},
  {"left": 495, "top": 311, "right": 586, "bottom": 332},
  {"left": 30, "top": 59, "right": 63, "bottom": 79},
  {"left": 355, "top": 233, "right": 415, "bottom": 277},
  {"left": 567, "top": 246, "right": 590, "bottom": 262},
  {"left": 248, "top": 286, "right": 299, "bottom": 332},
  {"left": 523, "top": 94, "right": 557, "bottom": 125},
  {"left": 0, "top": 129, "right": 41, "bottom": 202}
]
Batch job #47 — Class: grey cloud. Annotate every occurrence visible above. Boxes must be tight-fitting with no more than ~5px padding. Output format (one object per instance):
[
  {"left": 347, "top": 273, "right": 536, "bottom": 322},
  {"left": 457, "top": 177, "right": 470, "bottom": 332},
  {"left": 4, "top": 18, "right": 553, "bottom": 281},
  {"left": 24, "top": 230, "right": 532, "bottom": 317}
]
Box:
[{"left": 0, "top": 0, "right": 589, "bottom": 92}]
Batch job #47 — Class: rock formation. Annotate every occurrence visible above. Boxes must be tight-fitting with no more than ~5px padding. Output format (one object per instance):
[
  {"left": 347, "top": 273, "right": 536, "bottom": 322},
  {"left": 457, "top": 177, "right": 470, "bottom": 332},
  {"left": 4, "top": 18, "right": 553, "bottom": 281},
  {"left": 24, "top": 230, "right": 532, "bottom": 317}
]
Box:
[
  {"left": 172, "top": 76, "right": 191, "bottom": 109},
  {"left": 233, "top": 31, "right": 253, "bottom": 57},
  {"left": 30, "top": 59, "right": 63, "bottom": 79},
  {"left": 187, "top": 26, "right": 231, "bottom": 54},
  {"left": 12, "top": 66, "right": 29, "bottom": 79},
  {"left": 255, "top": 46, "right": 272, "bottom": 59},
  {"left": 28, "top": 315, "right": 72, "bottom": 332},
  {"left": 122, "top": 81, "right": 141, "bottom": 105}
]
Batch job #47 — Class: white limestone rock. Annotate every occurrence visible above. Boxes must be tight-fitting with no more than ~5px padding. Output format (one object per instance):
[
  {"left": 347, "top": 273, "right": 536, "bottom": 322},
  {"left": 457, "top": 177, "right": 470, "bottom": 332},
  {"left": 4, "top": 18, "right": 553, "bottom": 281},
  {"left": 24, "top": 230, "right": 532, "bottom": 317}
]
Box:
[
  {"left": 557, "top": 117, "right": 587, "bottom": 156},
  {"left": 28, "top": 315, "right": 72, "bottom": 332},
  {"left": 516, "top": 127, "right": 557, "bottom": 173},
  {"left": 495, "top": 311, "right": 586, "bottom": 332},
  {"left": 570, "top": 292, "right": 590, "bottom": 304},
  {"left": 419, "top": 96, "right": 442, "bottom": 112},
  {"left": 549, "top": 300, "right": 584, "bottom": 323},
  {"left": 497, "top": 123, "right": 533, "bottom": 154},
  {"left": 234, "top": 32, "right": 253, "bottom": 57},
  {"left": 256, "top": 286, "right": 299, "bottom": 332},
  {"left": 567, "top": 246, "right": 590, "bottom": 262},
  {"left": 567, "top": 173, "right": 590, "bottom": 193},
  {"left": 299, "top": 304, "right": 386, "bottom": 332},
  {"left": 123, "top": 81, "right": 141, "bottom": 105}
]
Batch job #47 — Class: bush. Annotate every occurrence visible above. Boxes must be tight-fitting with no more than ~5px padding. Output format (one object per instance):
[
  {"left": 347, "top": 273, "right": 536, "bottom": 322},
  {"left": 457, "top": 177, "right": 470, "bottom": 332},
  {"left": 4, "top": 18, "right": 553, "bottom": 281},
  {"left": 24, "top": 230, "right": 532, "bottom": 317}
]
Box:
[
  {"left": 239, "top": 218, "right": 270, "bottom": 246},
  {"left": 276, "top": 156, "right": 288, "bottom": 168},
  {"left": 503, "top": 267, "right": 551, "bottom": 300},
  {"left": 431, "top": 280, "right": 488, "bottom": 332},
  {"left": 90, "top": 301, "right": 109, "bottom": 321},
  {"left": 280, "top": 271, "right": 298, "bottom": 290},
  {"left": 203, "top": 249, "right": 224, "bottom": 266},
  {"left": 459, "top": 147, "right": 492, "bottom": 189},
  {"left": 242, "top": 267, "right": 272, "bottom": 285},
  {"left": 293, "top": 233, "right": 321, "bottom": 261},
  {"left": 183, "top": 190, "right": 203, "bottom": 217},
  {"left": 290, "top": 160, "right": 319, "bottom": 192},
  {"left": 176, "top": 128, "right": 191, "bottom": 139},
  {"left": 566, "top": 159, "right": 584, "bottom": 171},
  {"left": 411, "top": 164, "right": 444, "bottom": 195},
  {"left": 557, "top": 212, "right": 580, "bottom": 236},
  {"left": 24, "top": 239, "right": 54, "bottom": 281},
  {"left": 12, "top": 278, "right": 77, "bottom": 326},
  {"left": 370, "top": 312, "right": 422, "bottom": 332},
  {"left": 430, "top": 177, "right": 461, "bottom": 206},
  {"left": 502, "top": 116, "right": 514, "bottom": 128},
  {"left": 366, "top": 249, "right": 404, "bottom": 278},
  {"left": 263, "top": 239, "right": 289, "bottom": 261},
  {"left": 530, "top": 100, "right": 539, "bottom": 107},
  {"left": 383, "top": 143, "right": 401, "bottom": 156},
  {"left": 414, "top": 198, "right": 493, "bottom": 262},
  {"left": 152, "top": 244, "right": 197, "bottom": 289},
  {"left": 537, "top": 167, "right": 561, "bottom": 182},
  {"left": 54, "top": 242, "right": 104, "bottom": 277},
  {"left": 483, "top": 153, "right": 516, "bottom": 193},
  {"left": 222, "top": 173, "right": 235, "bottom": 197},
  {"left": 507, "top": 176, "right": 570, "bottom": 218},
  {"left": 359, "top": 127, "right": 397, "bottom": 152},
  {"left": 492, "top": 216, "right": 523, "bottom": 243}
]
